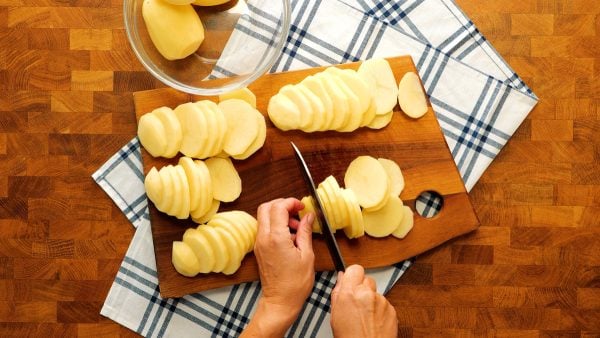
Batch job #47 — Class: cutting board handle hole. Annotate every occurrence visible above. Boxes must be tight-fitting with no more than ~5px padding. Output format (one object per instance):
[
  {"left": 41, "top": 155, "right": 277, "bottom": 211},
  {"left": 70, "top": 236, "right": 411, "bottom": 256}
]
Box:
[{"left": 415, "top": 190, "right": 444, "bottom": 219}]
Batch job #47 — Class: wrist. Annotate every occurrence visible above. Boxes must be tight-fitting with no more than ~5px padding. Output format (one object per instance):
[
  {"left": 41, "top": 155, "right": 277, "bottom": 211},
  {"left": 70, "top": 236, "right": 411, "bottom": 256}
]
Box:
[{"left": 242, "top": 298, "right": 300, "bottom": 337}]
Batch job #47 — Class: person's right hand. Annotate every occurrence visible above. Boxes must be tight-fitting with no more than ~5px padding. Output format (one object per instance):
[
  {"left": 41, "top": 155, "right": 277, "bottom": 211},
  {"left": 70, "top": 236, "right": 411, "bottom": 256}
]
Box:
[{"left": 330, "top": 265, "right": 398, "bottom": 338}]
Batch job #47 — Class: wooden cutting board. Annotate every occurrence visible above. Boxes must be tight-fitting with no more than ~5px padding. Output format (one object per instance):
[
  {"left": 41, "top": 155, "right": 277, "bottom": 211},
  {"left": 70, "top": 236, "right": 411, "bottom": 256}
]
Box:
[{"left": 133, "top": 56, "right": 480, "bottom": 298}]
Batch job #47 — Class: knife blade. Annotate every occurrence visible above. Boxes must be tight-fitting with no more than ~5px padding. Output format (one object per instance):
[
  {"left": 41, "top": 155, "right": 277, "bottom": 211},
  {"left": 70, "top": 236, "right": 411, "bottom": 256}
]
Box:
[{"left": 290, "top": 142, "right": 346, "bottom": 272}]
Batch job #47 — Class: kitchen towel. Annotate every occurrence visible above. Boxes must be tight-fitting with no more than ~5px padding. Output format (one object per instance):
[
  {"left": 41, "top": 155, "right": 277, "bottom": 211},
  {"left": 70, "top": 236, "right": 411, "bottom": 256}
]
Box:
[{"left": 93, "top": 0, "right": 538, "bottom": 337}]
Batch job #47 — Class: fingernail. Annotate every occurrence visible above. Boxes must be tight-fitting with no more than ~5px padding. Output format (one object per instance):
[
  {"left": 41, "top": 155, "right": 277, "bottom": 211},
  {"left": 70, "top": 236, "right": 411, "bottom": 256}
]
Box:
[{"left": 306, "top": 212, "right": 315, "bottom": 225}]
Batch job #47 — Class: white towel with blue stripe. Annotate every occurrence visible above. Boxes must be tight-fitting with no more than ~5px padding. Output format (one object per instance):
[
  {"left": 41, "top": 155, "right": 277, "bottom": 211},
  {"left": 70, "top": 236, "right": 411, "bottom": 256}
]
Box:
[{"left": 93, "top": 0, "right": 538, "bottom": 336}]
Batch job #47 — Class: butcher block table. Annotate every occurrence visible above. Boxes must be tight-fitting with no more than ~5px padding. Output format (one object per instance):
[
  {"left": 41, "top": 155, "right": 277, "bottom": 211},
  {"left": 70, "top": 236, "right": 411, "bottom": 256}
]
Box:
[{"left": 0, "top": 0, "right": 598, "bottom": 336}]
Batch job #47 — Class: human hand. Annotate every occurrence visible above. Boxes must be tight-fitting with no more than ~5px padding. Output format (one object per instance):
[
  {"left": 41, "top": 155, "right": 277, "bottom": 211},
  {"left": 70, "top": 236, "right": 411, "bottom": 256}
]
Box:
[
  {"left": 241, "top": 198, "right": 315, "bottom": 337},
  {"left": 330, "top": 265, "right": 398, "bottom": 338}
]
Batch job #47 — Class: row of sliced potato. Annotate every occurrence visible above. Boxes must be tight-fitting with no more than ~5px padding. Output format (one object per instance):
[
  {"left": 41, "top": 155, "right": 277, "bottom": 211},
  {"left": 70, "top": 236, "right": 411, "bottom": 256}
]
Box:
[
  {"left": 137, "top": 98, "right": 266, "bottom": 160},
  {"left": 299, "top": 156, "right": 414, "bottom": 241},
  {"left": 172, "top": 211, "right": 258, "bottom": 277},
  {"left": 145, "top": 156, "right": 242, "bottom": 222}
]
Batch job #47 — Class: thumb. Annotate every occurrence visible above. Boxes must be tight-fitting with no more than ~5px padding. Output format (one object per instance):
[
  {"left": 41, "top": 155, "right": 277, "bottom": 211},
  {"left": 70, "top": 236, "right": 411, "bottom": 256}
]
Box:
[{"left": 296, "top": 212, "right": 314, "bottom": 253}]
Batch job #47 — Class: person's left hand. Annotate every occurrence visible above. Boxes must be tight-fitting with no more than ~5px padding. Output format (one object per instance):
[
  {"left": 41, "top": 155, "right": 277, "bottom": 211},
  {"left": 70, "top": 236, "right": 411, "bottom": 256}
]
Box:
[
  {"left": 254, "top": 197, "right": 315, "bottom": 312},
  {"left": 241, "top": 198, "right": 315, "bottom": 337}
]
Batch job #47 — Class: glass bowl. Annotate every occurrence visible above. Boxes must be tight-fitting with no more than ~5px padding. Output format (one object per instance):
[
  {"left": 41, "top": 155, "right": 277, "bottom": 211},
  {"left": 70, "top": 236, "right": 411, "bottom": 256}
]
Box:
[{"left": 124, "top": 0, "right": 291, "bottom": 96}]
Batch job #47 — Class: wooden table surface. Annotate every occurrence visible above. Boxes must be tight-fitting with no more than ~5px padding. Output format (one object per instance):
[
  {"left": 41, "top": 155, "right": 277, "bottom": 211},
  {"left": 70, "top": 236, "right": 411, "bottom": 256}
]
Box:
[{"left": 0, "top": 0, "right": 598, "bottom": 336}]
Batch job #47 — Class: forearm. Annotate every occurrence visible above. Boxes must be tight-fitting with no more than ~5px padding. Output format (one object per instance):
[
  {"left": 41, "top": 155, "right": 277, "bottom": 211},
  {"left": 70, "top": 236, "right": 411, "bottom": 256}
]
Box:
[{"left": 240, "top": 298, "right": 300, "bottom": 338}]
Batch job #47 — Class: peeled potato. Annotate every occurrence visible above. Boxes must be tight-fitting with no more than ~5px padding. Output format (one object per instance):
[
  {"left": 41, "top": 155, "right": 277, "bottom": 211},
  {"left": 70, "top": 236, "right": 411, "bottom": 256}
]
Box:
[
  {"left": 178, "top": 157, "right": 202, "bottom": 212},
  {"left": 205, "top": 157, "right": 241, "bottom": 202},
  {"left": 357, "top": 58, "right": 398, "bottom": 115},
  {"left": 344, "top": 156, "right": 389, "bottom": 209},
  {"left": 325, "top": 67, "right": 372, "bottom": 114},
  {"left": 219, "top": 99, "right": 261, "bottom": 157},
  {"left": 219, "top": 87, "right": 257, "bottom": 108},
  {"left": 378, "top": 158, "right": 405, "bottom": 196},
  {"left": 193, "top": 0, "right": 230, "bottom": 5},
  {"left": 367, "top": 110, "right": 393, "bottom": 129},
  {"left": 360, "top": 98, "right": 377, "bottom": 127},
  {"left": 280, "top": 84, "right": 314, "bottom": 131},
  {"left": 167, "top": 165, "right": 183, "bottom": 216},
  {"left": 331, "top": 75, "right": 362, "bottom": 132},
  {"left": 182, "top": 228, "right": 215, "bottom": 273},
  {"left": 137, "top": 113, "right": 168, "bottom": 157},
  {"left": 163, "top": 0, "right": 195, "bottom": 5},
  {"left": 398, "top": 71, "right": 428, "bottom": 119},
  {"left": 172, "top": 241, "right": 201, "bottom": 277},
  {"left": 142, "top": 0, "right": 204, "bottom": 61},
  {"left": 392, "top": 206, "right": 414, "bottom": 239},
  {"left": 297, "top": 84, "right": 326, "bottom": 132},
  {"left": 362, "top": 195, "right": 404, "bottom": 237},
  {"left": 211, "top": 212, "right": 254, "bottom": 253}
]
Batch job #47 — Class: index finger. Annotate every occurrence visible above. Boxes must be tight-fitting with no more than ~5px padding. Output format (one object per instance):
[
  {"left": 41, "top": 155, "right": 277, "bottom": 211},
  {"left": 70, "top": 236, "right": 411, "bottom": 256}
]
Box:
[{"left": 269, "top": 198, "right": 303, "bottom": 233}]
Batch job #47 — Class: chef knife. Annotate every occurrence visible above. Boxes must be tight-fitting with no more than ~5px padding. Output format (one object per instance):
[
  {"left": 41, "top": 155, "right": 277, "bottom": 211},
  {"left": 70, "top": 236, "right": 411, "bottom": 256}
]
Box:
[{"left": 290, "top": 142, "right": 346, "bottom": 272}]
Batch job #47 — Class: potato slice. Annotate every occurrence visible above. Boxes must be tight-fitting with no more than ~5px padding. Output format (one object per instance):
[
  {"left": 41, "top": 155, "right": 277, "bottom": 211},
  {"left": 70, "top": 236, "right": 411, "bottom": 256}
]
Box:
[
  {"left": 167, "top": 165, "right": 183, "bottom": 216},
  {"left": 211, "top": 212, "right": 254, "bottom": 253},
  {"left": 341, "top": 188, "right": 364, "bottom": 239},
  {"left": 297, "top": 84, "right": 326, "bottom": 132},
  {"left": 214, "top": 226, "right": 243, "bottom": 275},
  {"left": 357, "top": 58, "right": 398, "bottom": 115},
  {"left": 174, "top": 102, "right": 209, "bottom": 158},
  {"left": 392, "top": 206, "right": 414, "bottom": 239},
  {"left": 231, "top": 211, "right": 258, "bottom": 239},
  {"left": 360, "top": 97, "right": 377, "bottom": 127},
  {"left": 330, "top": 75, "right": 362, "bottom": 132},
  {"left": 142, "top": 0, "right": 204, "bottom": 61},
  {"left": 301, "top": 75, "right": 334, "bottom": 131},
  {"left": 144, "top": 167, "right": 162, "bottom": 208},
  {"left": 398, "top": 71, "right": 428, "bottom": 119},
  {"left": 362, "top": 195, "right": 404, "bottom": 237},
  {"left": 193, "top": 100, "right": 220, "bottom": 159},
  {"left": 182, "top": 228, "right": 215, "bottom": 273},
  {"left": 231, "top": 111, "right": 266, "bottom": 160},
  {"left": 320, "top": 176, "right": 348, "bottom": 229},
  {"left": 318, "top": 72, "right": 349, "bottom": 131},
  {"left": 173, "top": 165, "right": 191, "bottom": 219},
  {"left": 157, "top": 165, "right": 175, "bottom": 213},
  {"left": 172, "top": 241, "right": 201, "bottom": 277},
  {"left": 197, "top": 225, "right": 229, "bottom": 272},
  {"left": 219, "top": 87, "right": 257, "bottom": 108},
  {"left": 299, "top": 195, "right": 322, "bottom": 234},
  {"left": 152, "top": 107, "right": 182, "bottom": 158},
  {"left": 367, "top": 110, "right": 393, "bottom": 129},
  {"left": 208, "top": 217, "right": 246, "bottom": 255},
  {"left": 344, "top": 156, "right": 389, "bottom": 209},
  {"left": 219, "top": 99, "right": 261, "bottom": 157},
  {"left": 137, "top": 113, "right": 168, "bottom": 157},
  {"left": 205, "top": 157, "right": 241, "bottom": 202},
  {"left": 378, "top": 158, "right": 405, "bottom": 196},
  {"left": 192, "top": 199, "right": 219, "bottom": 224},
  {"left": 188, "top": 160, "right": 213, "bottom": 219},
  {"left": 178, "top": 157, "right": 202, "bottom": 212},
  {"left": 267, "top": 93, "right": 301, "bottom": 131},
  {"left": 316, "top": 186, "right": 337, "bottom": 232},
  {"left": 325, "top": 67, "right": 372, "bottom": 115},
  {"left": 280, "top": 85, "right": 314, "bottom": 131}
]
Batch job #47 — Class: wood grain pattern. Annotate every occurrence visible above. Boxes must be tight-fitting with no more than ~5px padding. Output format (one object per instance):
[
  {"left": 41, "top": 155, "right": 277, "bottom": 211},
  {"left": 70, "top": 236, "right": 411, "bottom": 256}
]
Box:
[
  {"left": 133, "top": 57, "right": 480, "bottom": 297},
  {"left": 0, "top": 0, "right": 598, "bottom": 336}
]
